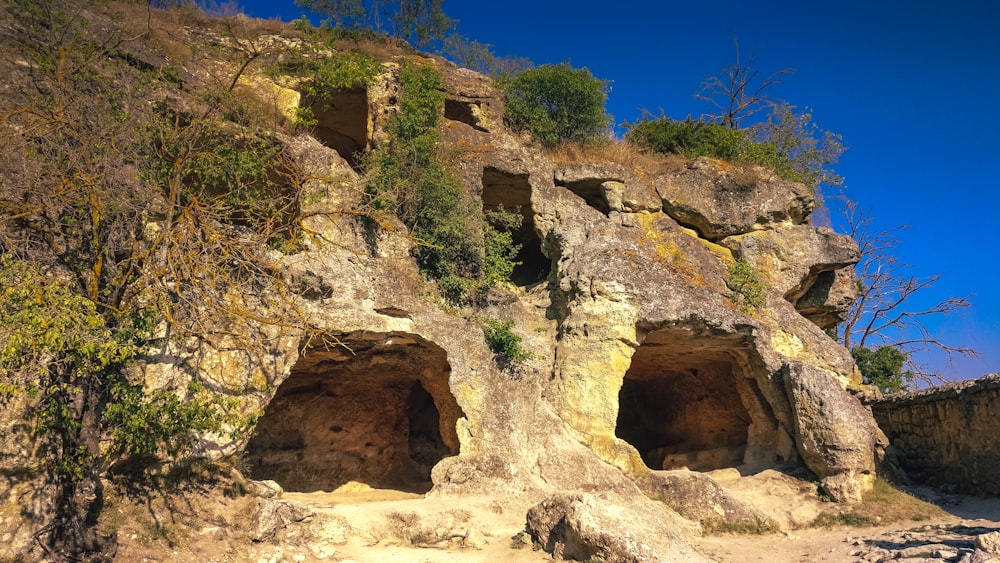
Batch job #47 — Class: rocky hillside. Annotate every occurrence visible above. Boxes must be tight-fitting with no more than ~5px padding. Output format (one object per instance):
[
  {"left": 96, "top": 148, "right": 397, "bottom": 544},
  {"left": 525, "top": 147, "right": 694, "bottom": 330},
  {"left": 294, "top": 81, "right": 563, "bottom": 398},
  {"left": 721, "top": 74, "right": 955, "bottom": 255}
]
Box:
[{"left": 0, "top": 3, "right": 892, "bottom": 560}]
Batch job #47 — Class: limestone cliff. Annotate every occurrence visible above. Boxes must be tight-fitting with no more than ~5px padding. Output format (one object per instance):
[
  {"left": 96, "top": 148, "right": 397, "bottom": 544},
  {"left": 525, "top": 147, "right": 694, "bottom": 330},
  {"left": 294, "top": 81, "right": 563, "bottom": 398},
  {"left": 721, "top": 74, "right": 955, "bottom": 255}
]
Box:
[{"left": 0, "top": 5, "right": 889, "bottom": 559}]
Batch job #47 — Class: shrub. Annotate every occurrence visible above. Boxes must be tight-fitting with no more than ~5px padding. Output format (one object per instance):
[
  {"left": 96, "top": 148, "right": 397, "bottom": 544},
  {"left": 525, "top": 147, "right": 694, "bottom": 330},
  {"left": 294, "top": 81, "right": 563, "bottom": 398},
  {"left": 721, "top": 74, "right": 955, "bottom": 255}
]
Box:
[
  {"left": 726, "top": 258, "right": 767, "bottom": 313},
  {"left": 504, "top": 63, "right": 609, "bottom": 147},
  {"left": 482, "top": 208, "right": 523, "bottom": 287},
  {"left": 363, "top": 63, "right": 488, "bottom": 301},
  {"left": 851, "top": 345, "right": 912, "bottom": 393},
  {"left": 0, "top": 257, "right": 240, "bottom": 479},
  {"left": 479, "top": 317, "right": 533, "bottom": 368},
  {"left": 624, "top": 116, "right": 803, "bottom": 183},
  {"left": 269, "top": 43, "right": 382, "bottom": 109}
]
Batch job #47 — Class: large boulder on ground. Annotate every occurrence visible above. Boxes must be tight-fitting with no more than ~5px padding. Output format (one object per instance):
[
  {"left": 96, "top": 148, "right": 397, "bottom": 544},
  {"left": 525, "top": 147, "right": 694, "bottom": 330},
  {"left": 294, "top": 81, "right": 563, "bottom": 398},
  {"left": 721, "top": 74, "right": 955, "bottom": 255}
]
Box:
[
  {"left": 526, "top": 492, "right": 707, "bottom": 562},
  {"left": 636, "top": 470, "right": 774, "bottom": 531},
  {"left": 782, "top": 362, "right": 885, "bottom": 502}
]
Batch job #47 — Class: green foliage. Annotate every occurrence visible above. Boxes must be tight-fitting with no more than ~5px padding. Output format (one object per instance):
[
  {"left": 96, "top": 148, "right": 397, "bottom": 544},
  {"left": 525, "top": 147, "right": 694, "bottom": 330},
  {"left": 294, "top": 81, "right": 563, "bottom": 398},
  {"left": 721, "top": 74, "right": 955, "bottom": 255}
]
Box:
[
  {"left": 851, "top": 345, "right": 912, "bottom": 393},
  {"left": 286, "top": 49, "right": 381, "bottom": 98},
  {"left": 726, "top": 258, "right": 767, "bottom": 313},
  {"left": 623, "top": 116, "right": 803, "bottom": 183},
  {"left": 269, "top": 44, "right": 381, "bottom": 130},
  {"left": 294, "top": 0, "right": 455, "bottom": 46},
  {"left": 750, "top": 102, "right": 845, "bottom": 190},
  {"left": 482, "top": 208, "right": 523, "bottom": 287},
  {"left": 504, "top": 63, "right": 609, "bottom": 147},
  {"left": 363, "top": 63, "right": 474, "bottom": 294},
  {"left": 479, "top": 317, "right": 533, "bottom": 368},
  {"left": 145, "top": 117, "right": 297, "bottom": 234},
  {"left": 363, "top": 62, "right": 523, "bottom": 302},
  {"left": 0, "top": 257, "right": 237, "bottom": 479}
]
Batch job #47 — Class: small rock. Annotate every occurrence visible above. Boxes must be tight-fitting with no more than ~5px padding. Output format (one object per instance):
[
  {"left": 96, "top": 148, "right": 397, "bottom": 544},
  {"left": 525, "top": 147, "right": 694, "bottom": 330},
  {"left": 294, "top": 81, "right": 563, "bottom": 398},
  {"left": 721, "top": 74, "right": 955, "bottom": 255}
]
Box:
[
  {"left": 247, "top": 479, "right": 284, "bottom": 499},
  {"left": 464, "top": 528, "right": 486, "bottom": 549},
  {"left": 977, "top": 532, "right": 1000, "bottom": 555}
]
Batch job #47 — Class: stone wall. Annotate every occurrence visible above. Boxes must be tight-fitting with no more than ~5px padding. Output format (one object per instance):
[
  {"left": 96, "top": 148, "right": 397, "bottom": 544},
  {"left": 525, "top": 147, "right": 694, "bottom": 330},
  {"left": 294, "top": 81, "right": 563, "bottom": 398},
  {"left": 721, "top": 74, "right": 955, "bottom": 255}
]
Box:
[{"left": 871, "top": 373, "right": 1000, "bottom": 495}]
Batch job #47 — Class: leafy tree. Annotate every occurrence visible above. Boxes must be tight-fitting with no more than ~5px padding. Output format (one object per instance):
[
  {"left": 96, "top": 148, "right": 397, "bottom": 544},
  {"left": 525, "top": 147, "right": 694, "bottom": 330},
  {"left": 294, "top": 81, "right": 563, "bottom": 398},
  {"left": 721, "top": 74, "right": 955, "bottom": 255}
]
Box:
[
  {"left": 851, "top": 345, "right": 911, "bottom": 393},
  {"left": 690, "top": 40, "right": 843, "bottom": 193},
  {"left": 438, "top": 33, "right": 533, "bottom": 83},
  {"left": 838, "top": 201, "right": 978, "bottom": 386},
  {"left": 0, "top": 2, "right": 308, "bottom": 556},
  {"left": 749, "top": 102, "right": 845, "bottom": 191},
  {"left": 503, "top": 63, "right": 610, "bottom": 147},
  {"left": 294, "top": 0, "right": 456, "bottom": 46}
]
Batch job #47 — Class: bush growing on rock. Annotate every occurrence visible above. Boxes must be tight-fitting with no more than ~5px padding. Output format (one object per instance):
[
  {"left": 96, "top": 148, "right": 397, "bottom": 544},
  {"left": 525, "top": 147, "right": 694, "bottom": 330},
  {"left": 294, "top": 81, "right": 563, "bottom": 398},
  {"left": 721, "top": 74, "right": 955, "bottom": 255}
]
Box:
[
  {"left": 503, "top": 63, "right": 610, "bottom": 147},
  {"left": 726, "top": 258, "right": 767, "bottom": 313},
  {"left": 479, "top": 316, "right": 533, "bottom": 369},
  {"left": 624, "top": 116, "right": 802, "bottom": 183},
  {"left": 364, "top": 62, "right": 523, "bottom": 302}
]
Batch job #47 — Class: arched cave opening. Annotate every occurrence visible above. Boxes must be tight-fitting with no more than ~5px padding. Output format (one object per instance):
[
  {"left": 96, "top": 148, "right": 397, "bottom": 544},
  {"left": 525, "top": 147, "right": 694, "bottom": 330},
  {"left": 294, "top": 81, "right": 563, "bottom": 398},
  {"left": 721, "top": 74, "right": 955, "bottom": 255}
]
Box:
[
  {"left": 309, "top": 87, "right": 368, "bottom": 169},
  {"left": 481, "top": 167, "right": 551, "bottom": 286},
  {"left": 615, "top": 326, "right": 782, "bottom": 473},
  {"left": 246, "top": 332, "right": 463, "bottom": 493}
]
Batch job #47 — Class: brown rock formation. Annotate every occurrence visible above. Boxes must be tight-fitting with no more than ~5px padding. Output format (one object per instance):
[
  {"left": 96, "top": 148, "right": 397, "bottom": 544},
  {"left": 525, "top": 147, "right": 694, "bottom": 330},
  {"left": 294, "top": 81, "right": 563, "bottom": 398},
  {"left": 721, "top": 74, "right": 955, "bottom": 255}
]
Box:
[{"left": 0, "top": 7, "right": 893, "bottom": 559}]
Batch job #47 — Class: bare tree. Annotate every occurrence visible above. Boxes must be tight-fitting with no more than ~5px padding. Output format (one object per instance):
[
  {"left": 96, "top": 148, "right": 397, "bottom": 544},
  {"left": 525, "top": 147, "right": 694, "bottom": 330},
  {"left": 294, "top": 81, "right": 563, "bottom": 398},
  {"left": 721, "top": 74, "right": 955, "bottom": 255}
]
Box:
[
  {"left": 839, "top": 200, "right": 978, "bottom": 385},
  {"left": 696, "top": 38, "right": 794, "bottom": 129}
]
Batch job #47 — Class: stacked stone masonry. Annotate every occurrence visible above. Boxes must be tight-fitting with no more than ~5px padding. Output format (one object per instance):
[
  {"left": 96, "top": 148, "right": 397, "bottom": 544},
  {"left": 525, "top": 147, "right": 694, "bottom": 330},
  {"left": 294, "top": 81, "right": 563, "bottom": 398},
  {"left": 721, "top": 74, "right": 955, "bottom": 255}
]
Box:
[{"left": 871, "top": 373, "right": 1000, "bottom": 495}]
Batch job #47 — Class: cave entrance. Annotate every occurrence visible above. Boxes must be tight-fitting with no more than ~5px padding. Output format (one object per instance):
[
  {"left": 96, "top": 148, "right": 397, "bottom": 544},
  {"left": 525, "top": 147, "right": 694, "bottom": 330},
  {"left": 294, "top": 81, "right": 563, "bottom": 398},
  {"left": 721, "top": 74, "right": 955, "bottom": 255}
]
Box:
[
  {"left": 481, "top": 167, "right": 550, "bottom": 286},
  {"left": 615, "top": 326, "right": 779, "bottom": 473},
  {"left": 309, "top": 87, "right": 368, "bottom": 169},
  {"left": 246, "top": 332, "right": 463, "bottom": 493}
]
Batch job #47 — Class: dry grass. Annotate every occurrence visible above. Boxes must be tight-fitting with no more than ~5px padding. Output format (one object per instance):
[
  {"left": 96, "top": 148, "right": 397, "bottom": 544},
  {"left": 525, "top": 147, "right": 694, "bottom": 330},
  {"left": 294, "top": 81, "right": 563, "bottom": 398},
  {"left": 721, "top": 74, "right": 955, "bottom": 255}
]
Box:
[
  {"left": 812, "top": 478, "right": 948, "bottom": 528},
  {"left": 546, "top": 139, "right": 687, "bottom": 176}
]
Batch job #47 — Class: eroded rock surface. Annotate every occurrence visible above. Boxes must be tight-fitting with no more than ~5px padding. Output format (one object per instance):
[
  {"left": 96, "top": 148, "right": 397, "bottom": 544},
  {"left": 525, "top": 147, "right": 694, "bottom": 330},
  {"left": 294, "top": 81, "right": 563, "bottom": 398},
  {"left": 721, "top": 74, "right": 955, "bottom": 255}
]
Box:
[
  {"left": 526, "top": 492, "right": 708, "bottom": 562},
  {"left": 0, "top": 9, "right": 893, "bottom": 561},
  {"left": 656, "top": 157, "right": 815, "bottom": 240}
]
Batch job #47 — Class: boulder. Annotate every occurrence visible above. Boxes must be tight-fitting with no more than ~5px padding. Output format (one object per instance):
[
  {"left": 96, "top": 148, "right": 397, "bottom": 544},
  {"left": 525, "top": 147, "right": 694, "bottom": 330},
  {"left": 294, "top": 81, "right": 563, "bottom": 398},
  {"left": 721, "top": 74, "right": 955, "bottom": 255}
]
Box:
[
  {"left": 526, "top": 492, "right": 707, "bottom": 562},
  {"left": 722, "top": 225, "right": 859, "bottom": 301},
  {"left": 794, "top": 267, "right": 860, "bottom": 330},
  {"left": 782, "top": 362, "right": 884, "bottom": 502},
  {"left": 636, "top": 470, "right": 774, "bottom": 531},
  {"left": 656, "top": 157, "right": 815, "bottom": 241}
]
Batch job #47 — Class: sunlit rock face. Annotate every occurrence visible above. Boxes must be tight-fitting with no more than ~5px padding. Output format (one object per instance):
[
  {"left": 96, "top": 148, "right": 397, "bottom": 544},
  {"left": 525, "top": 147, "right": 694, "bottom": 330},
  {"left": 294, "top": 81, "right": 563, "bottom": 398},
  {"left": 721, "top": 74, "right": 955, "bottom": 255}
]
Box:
[
  {"left": 247, "top": 332, "right": 462, "bottom": 493},
  {"left": 0, "top": 24, "right": 886, "bottom": 559}
]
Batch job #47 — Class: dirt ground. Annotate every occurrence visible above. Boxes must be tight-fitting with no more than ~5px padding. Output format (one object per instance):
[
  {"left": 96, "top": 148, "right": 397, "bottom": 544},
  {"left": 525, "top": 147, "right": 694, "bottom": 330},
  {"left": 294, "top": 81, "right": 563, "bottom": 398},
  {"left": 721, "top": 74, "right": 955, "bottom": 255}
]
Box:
[
  {"left": 693, "top": 494, "right": 1000, "bottom": 563},
  {"left": 102, "top": 475, "right": 1000, "bottom": 563}
]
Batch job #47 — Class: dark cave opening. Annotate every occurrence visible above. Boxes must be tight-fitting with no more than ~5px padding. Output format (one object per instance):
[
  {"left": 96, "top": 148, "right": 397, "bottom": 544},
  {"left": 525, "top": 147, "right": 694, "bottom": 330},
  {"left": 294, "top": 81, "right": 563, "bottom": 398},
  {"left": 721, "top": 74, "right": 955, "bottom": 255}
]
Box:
[
  {"left": 444, "top": 98, "right": 486, "bottom": 131},
  {"left": 246, "top": 332, "right": 462, "bottom": 493},
  {"left": 554, "top": 177, "right": 612, "bottom": 216},
  {"left": 309, "top": 87, "right": 368, "bottom": 169},
  {"left": 615, "top": 327, "right": 770, "bottom": 473},
  {"left": 481, "top": 167, "right": 551, "bottom": 287}
]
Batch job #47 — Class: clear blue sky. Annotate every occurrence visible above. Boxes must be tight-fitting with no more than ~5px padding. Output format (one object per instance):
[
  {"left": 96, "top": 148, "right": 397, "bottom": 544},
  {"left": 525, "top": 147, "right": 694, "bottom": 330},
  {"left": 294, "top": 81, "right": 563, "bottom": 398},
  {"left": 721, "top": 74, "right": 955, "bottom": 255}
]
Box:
[{"left": 239, "top": 0, "right": 1000, "bottom": 381}]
